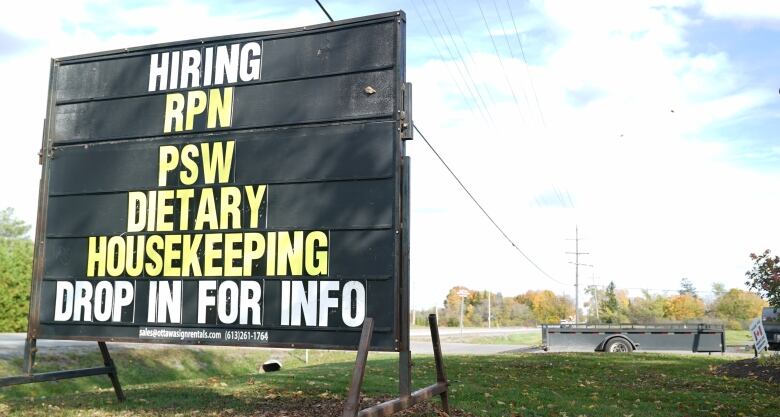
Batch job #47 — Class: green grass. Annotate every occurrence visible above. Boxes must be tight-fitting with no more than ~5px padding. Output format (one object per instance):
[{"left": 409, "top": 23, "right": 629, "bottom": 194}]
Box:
[
  {"left": 0, "top": 347, "right": 777, "bottom": 416},
  {"left": 725, "top": 330, "right": 752, "bottom": 346},
  {"left": 432, "top": 332, "right": 543, "bottom": 346}
]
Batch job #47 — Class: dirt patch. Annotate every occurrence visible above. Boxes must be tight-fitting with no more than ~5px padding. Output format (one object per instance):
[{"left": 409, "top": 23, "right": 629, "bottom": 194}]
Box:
[
  {"left": 713, "top": 358, "right": 780, "bottom": 384},
  {"left": 233, "top": 396, "right": 474, "bottom": 417}
]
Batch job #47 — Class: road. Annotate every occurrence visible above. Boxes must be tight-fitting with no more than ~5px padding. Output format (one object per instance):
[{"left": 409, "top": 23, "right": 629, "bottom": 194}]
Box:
[{"left": 0, "top": 328, "right": 540, "bottom": 358}]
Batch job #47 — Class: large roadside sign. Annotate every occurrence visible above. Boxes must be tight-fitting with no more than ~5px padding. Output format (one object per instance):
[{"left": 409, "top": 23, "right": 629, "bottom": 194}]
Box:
[{"left": 26, "top": 12, "right": 410, "bottom": 351}]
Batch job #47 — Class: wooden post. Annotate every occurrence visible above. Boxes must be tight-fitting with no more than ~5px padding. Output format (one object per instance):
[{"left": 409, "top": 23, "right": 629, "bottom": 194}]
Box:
[
  {"left": 353, "top": 315, "right": 450, "bottom": 417},
  {"left": 428, "top": 314, "right": 450, "bottom": 413},
  {"left": 342, "top": 318, "right": 375, "bottom": 417}
]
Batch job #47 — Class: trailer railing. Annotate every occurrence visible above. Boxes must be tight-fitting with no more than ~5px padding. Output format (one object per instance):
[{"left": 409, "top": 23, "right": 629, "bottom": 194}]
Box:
[{"left": 545, "top": 323, "right": 724, "bottom": 331}]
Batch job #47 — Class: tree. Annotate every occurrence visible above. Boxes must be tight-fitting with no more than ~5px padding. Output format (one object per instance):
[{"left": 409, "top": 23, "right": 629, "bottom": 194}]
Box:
[
  {"left": 745, "top": 249, "right": 780, "bottom": 307},
  {"left": 0, "top": 208, "right": 30, "bottom": 239},
  {"left": 711, "top": 288, "right": 766, "bottom": 328},
  {"left": 516, "top": 290, "right": 574, "bottom": 324},
  {"left": 0, "top": 208, "right": 33, "bottom": 332},
  {"left": 663, "top": 294, "right": 704, "bottom": 321},
  {"left": 679, "top": 278, "right": 697, "bottom": 298},
  {"left": 584, "top": 285, "right": 605, "bottom": 323},
  {"left": 626, "top": 290, "right": 667, "bottom": 323},
  {"left": 599, "top": 282, "right": 628, "bottom": 323},
  {"left": 711, "top": 282, "right": 727, "bottom": 298},
  {"left": 441, "top": 286, "right": 470, "bottom": 327}
]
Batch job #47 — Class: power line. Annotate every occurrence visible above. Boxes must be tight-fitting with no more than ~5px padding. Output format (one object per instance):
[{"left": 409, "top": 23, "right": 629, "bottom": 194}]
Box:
[
  {"left": 441, "top": 0, "right": 500, "bottom": 109},
  {"left": 474, "top": 0, "right": 527, "bottom": 123},
  {"left": 429, "top": 0, "right": 494, "bottom": 122},
  {"left": 414, "top": 124, "right": 565, "bottom": 286},
  {"left": 313, "top": 0, "right": 564, "bottom": 287},
  {"left": 490, "top": 0, "right": 533, "bottom": 117},
  {"left": 418, "top": 0, "right": 495, "bottom": 126},
  {"left": 411, "top": 2, "right": 492, "bottom": 126},
  {"left": 315, "top": 0, "right": 333, "bottom": 22},
  {"left": 504, "top": 0, "right": 547, "bottom": 127}
]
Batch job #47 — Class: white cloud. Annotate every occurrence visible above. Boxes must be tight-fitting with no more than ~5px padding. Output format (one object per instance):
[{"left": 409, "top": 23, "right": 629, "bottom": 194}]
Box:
[
  {"left": 0, "top": 1, "right": 777, "bottom": 310},
  {"left": 698, "top": 0, "right": 780, "bottom": 22}
]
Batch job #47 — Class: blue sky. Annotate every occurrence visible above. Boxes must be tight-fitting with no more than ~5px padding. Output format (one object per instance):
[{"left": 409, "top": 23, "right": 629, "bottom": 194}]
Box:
[{"left": 0, "top": 0, "right": 778, "bottom": 309}]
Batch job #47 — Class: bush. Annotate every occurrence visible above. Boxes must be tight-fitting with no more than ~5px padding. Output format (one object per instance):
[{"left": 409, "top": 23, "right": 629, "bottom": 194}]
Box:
[{"left": 0, "top": 237, "right": 33, "bottom": 332}]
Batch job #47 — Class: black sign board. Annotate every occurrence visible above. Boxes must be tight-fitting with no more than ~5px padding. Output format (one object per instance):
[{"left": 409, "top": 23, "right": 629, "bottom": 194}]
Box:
[{"left": 27, "top": 12, "right": 409, "bottom": 352}]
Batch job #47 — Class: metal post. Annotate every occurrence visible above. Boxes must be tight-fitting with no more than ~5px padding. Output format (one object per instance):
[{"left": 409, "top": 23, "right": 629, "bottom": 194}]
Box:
[
  {"left": 398, "top": 155, "right": 412, "bottom": 397},
  {"left": 98, "top": 342, "right": 125, "bottom": 402},
  {"left": 305, "top": 349, "right": 309, "bottom": 364}
]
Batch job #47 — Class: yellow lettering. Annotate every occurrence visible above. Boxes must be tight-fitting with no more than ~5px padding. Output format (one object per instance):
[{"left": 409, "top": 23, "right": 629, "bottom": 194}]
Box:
[
  {"left": 266, "top": 232, "right": 276, "bottom": 276},
  {"left": 156, "top": 190, "right": 175, "bottom": 232},
  {"left": 176, "top": 188, "right": 194, "bottom": 230},
  {"left": 277, "top": 231, "right": 303, "bottom": 276},
  {"left": 163, "top": 234, "right": 182, "bottom": 276},
  {"left": 146, "top": 191, "right": 157, "bottom": 232},
  {"left": 145, "top": 235, "right": 164, "bottom": 276},
  {"left": 194, "top": 188, "right": 218, "bottom": 230},
  {"left": 127, "top": 191, "right": 147, "bottom": 232},
  {"left": 305, "top": 231, "right": 328, "bottom": 276},
  {"left": 223, "top": 233, "right": 242, "bottom": 276},
  {"left": 207, "top": 87, "right": 233, "bottom": 129},
  {"left": 158, "top": 146, "right": 179, "bottom": 187},
  {"left": 204, "top": 233, "right": 222, "bottom": 276},
  {"left": 245, "top": 185, "right": 266, "bottom": 228},
  {"left": 220, "top": 186, "right": 241, "bottom": 229},
  {"left": 181, "top": 234, "right": 203, "bottom": 277},
  {"left": 201, "top": 140, "right": 234, "bottom": 184},
  {"left": 106, "top": 236, "right": 126, "bottom": 277},
  {"left": 179, "top": 144, "right": 200, "bottom": 185},
  {"left": 242, "top": 233, "right": 265, "bottom": 276},
  {"left": 87, "top": 236, "right": 107, "bottom": 277},
  {"left": 185, "top": 90, "right": 208, "bottom": 131},
  {"left": 126, "top": 235, "right": 145, "bottom": 277}
]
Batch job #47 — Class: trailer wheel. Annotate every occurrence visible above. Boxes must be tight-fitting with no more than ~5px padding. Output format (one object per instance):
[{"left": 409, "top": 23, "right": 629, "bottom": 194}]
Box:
[{"left": 604, "top": 337, "right": 632, "bottom": 353}]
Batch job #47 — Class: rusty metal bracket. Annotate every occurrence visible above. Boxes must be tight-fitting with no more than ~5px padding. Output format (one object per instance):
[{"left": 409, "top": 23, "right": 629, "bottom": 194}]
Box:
[
  {"left": 0, "top": 339, "right": 125, "bottom": 402},
  {"left": 341, "top": 314, "right": 449, "bottom": 417},
  {"left": 400, "top": 82, "right": 413, "bottom": 140}
]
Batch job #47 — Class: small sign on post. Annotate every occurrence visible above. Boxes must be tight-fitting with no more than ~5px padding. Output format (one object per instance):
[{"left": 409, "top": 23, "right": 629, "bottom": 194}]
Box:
[{"left": 750, "top": 318, "right": 769, "bottom": 354}]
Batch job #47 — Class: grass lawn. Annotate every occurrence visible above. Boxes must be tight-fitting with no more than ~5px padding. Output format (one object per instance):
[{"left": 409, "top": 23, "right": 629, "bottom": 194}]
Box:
[
  {"left": 0, "top": 347, "right": 776, "bottom": 416},
  {"left": 431, "top": 332, "right": 543, "bottom": 346},
  {"left": 725, "top": 330, "right": 752, "bottom": 346}
]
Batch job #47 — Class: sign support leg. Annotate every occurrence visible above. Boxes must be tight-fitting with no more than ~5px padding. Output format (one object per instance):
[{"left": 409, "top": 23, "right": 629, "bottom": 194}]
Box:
[
  {"left": 342, "top": 315, "right": 449, "bottom": 417},
  {"left": 0, "top": 339, "right": 125, "bottom": 403},
  {"left": 399, "top": 350, "right": 411, "bottom": 398},
  {"left": 98, "top": 341, "right": 125, "bottom": 402},
  {"left": 429, "top": 313, "right": 450, "bottom": 413},
  {"left": 342, "top": 317, "right": 375, "bottom": 417},
  {"left": 23, "top": 337, "right": 37, "bottom": 374}
]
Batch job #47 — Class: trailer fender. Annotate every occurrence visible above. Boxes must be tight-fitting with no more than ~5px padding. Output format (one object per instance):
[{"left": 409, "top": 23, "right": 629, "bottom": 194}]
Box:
[{"left": 597, "top": 335, "right": 636, "bottom": 352}]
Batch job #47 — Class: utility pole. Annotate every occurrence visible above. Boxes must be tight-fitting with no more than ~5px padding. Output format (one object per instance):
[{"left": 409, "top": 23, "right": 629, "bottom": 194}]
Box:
[
  {"left": 591, "top": 273, "right": 599, "bottom": 322},
  {"left": 459, "top": 296, "right": 465, "bottom": 335},
  {"left": 488, "top": 292, "right": 491, "bottom": 329},
  {"left": 566, "top": 226, "right": 590, "bottom": 324},
  {"left": 457, "top": 289, "right": 470, "bottom": 335}
]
